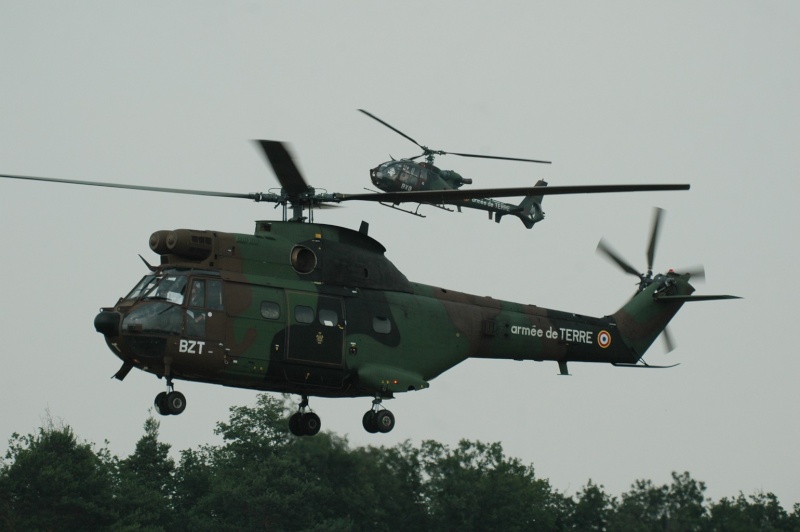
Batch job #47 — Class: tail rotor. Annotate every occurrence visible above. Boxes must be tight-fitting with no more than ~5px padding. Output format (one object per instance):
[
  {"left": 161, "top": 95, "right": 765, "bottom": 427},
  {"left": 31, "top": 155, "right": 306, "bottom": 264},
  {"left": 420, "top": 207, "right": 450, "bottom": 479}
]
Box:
[
  {"left": 597, "top": 207, "right": 702, "bottom": 353},
  {"left": 596, "top": 208, "right": 678, "bottom": 292}
]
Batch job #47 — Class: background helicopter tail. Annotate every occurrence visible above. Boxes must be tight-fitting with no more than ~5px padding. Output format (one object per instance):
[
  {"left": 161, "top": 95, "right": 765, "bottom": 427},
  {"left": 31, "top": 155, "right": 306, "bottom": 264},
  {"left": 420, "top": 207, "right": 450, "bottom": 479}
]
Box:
[{"left": 496, "top": 179, "right": 547, "bottom": 229}]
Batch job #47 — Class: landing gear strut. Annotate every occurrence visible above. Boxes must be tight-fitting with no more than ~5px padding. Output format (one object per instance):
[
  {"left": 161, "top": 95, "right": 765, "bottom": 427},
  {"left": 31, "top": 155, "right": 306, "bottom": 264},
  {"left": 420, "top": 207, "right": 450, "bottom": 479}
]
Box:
[
  {"left": 154, "top": 377, "right": 186, "bottom": 416},
  {"left": 362, "top": 396, "right": 395, "bottom": 434},
  {"left": 289, "top": 395, "right": 321, "bottom": 437}
]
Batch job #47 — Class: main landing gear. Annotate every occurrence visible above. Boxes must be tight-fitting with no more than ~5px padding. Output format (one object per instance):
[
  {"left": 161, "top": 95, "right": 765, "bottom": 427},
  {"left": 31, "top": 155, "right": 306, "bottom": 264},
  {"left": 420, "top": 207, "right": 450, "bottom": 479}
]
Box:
[
  {"left": 362, "top": 396, "right": 395, "bottom": 434},
  {"left": 289, "top": 395, "right": 321, "bottom": 437},
  {"left": 154, "top": 377, "right": 186, "bottom": 416},
  {"left": 286, "top": 395, "right": 396, "bottom": 436}
]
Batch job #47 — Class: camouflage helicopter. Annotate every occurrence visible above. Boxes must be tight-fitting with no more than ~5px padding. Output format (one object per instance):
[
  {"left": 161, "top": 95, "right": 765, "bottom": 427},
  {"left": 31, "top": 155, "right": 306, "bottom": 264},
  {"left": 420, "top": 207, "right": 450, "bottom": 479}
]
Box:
[
  {"left": 359, "top": 109, "right": 552, "bottom": 228},
  {"left": 1, "top": 140, "right": 734, "bottom": 436}
]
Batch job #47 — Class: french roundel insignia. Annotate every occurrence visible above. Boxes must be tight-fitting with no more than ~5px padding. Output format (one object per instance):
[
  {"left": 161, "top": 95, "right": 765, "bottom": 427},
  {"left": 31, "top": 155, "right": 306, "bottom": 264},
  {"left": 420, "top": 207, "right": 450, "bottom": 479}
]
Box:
[{"left": 597, "top": 330, "right": 611, "bottom": 348}]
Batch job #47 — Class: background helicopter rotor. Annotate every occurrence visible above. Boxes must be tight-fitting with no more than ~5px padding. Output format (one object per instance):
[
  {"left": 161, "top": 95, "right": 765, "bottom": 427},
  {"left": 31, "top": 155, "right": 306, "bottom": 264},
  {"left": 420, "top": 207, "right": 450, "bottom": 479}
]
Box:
[{"left": 358, "top": 109, "right": 552, "bottom": 165}]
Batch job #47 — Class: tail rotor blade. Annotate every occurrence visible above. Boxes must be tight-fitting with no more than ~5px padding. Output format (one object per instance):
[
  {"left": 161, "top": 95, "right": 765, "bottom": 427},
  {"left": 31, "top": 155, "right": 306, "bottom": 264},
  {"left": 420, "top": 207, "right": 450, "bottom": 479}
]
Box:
[
  {"left": 646, "top": 207, "right": 664, "bottom": 275},
  {"left": 597, "top": 238, "right": 641, "bottom": 278},
  {"left": 662, "top": 326, "right": 676, "bottom": 354},
  {"left": 677, "top": 264, "right": 706, "bottom": 282},
  {"left": 665, "top": 264, "right": 706, "bottom": 282}
]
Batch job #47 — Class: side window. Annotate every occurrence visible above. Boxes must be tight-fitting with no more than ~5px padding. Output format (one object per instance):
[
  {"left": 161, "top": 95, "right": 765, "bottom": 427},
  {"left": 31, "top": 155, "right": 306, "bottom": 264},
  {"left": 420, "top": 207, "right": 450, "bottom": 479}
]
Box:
[
  {"left": 319, "top": 309, "right": 338, "bottom": 327},
  {"left": 373, "top": 316, "right": 392, "bottom": 334},
  {"left": 207, "top": 280, "right": 224, "bottom": 310},
  {"left": 261, "top": 301, "right": 281, "bottom": 320},
  {"left": 295, "top": 305, "right": 314, "bottom": 324},
  {"left": 188, "top": 279, "right": 224, "bottom": 311},
  {"left": 189, "top": 280, "right": 205, "bottom": 308}
]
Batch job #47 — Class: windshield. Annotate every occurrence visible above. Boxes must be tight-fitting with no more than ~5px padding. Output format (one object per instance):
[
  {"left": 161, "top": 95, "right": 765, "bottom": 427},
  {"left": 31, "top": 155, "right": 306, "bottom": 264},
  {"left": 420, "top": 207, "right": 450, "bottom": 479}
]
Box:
[
  {"left": 125, "top": 274, "right": 188, "bottom": 304},
  {"left": 122, "top": 302, "right": 184, "bottom": 335}
]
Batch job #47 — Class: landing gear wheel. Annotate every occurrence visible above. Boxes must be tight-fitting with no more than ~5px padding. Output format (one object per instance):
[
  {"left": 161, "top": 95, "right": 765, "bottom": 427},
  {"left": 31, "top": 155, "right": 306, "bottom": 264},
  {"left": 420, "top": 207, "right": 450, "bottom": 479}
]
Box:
[
  {"left": 300, "top": 412, "right": 321, "bottom": 436},
  {"left": 154, "top": 392, "right": 170, "bottom": 416},
  {"left": 363, "top": 395, "right": 395, "bottom": 434},
  {"left": 165, "top": 391, "right": 186, "bottom": 415},
  {"left": 362, "top": 410, "right": 379, "bottom": 433},
  {"left": 288, "top": 396, "right": 321, "bottom": 436},
  {"left": 375, "top": 410, "right": 395, "bottom": 433},
  {"left": 289, "top": 412, "right": 303, "bottom": 436}
]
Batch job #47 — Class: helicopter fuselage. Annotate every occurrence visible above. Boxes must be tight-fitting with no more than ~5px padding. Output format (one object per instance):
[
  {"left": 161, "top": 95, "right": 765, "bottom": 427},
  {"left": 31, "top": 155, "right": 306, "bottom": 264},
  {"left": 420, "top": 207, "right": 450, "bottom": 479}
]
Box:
[
  {"left": 370, "top": 159, "right": 547, "bottom": 226},
  {"left": 2, "top": 135, "right": 712, "bottom": 434},
  {"left": 370, "top": 160, "right": 470, "bottom": 193},
  {"left": 95, "top": 221, "right": 689, "bottom": 402}
]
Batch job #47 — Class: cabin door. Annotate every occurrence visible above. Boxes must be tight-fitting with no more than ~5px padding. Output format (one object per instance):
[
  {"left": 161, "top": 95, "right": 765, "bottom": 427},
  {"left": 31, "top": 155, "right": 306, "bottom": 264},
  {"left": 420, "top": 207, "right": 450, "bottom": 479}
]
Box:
[{"left": 285, "top": 291, "right": 345, "bottom": 367}]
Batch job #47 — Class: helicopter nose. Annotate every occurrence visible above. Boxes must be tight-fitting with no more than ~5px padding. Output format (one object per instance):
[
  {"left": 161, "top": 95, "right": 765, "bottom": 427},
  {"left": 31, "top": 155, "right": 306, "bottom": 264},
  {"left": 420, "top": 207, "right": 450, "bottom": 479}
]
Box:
[
  {"left": 94, "top": 309, "right": 121, "bottom": 337},
  {"left": 370, "top": 167, "right": 381, "bottom": 186}
]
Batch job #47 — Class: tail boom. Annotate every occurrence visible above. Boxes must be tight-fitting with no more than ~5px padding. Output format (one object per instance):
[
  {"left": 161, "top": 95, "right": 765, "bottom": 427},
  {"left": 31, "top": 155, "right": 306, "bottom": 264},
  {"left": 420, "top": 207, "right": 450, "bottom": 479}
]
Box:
[
  {"left": 429, "top": 274, "right": 697, "bottom": 371},
  {"left": 494, "top": 179, "right": 547, "bottom": 229}
]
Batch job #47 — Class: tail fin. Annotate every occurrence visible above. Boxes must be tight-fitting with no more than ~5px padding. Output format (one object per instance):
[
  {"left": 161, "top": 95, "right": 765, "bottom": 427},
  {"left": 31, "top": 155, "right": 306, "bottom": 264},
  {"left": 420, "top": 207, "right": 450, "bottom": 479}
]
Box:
[
  {"left": 496, "top": 179, "right": 547, "bottom": 229},
  {"left": 612, "top": 274, "right": 694, "bottom": 359}
]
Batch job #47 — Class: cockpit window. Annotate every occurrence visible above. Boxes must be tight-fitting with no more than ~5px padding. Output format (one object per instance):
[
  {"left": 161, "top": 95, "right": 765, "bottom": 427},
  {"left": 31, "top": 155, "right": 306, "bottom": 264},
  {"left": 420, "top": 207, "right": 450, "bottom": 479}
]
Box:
[
  {"left": 146, "top": 275, "right": 188, "bottom": 304},
  {"left": 126, "top": 274, "right": 188, "bottom": 304},
  {"left": 188, "top": 278, "right": 224, "bottom": 310},
  {"left": 189, "top": 280, "right": 205, "bottom": 307},
  {"left": 207, "top": 280, "right": 223, "bottom": 310},
  {"left": 122, "top": 302, "right": 184, "bottom": 335},
  {"left": 125, "top": 275, "right": 157, "bottom": 300},
  {"left": 379, "top": 162, "right": 396, "bottom": 177},
  {"left": 401, "top": 163, "right": 419, "bottom": 177}
]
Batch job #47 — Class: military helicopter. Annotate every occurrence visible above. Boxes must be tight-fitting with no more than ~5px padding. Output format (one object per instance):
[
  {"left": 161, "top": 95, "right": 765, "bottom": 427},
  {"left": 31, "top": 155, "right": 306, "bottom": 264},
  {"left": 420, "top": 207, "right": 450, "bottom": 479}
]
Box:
[
  {"left": 1, "top": 140, "right": 734, "bottom": 436},
  {"left": 359, "top": 109, "right": 551, "bottom": 227}
]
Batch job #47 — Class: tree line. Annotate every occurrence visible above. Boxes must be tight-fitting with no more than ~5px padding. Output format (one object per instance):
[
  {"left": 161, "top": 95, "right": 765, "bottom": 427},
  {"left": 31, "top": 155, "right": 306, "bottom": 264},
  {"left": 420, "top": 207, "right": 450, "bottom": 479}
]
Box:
[{"left": 1, "top": 394, "right": 798, "bottom": 531}]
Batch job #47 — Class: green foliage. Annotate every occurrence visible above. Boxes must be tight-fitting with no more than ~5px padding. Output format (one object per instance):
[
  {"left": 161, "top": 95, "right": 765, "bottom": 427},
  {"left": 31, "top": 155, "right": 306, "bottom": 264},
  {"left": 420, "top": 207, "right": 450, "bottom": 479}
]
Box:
[
  {"left": 2, "top": 395, "right": 799, "bottom": 531},
  {"left": 608, "top": 472, "right": 708, "bottom": 532},
  {"left": 708, "top": 491, "right": 800, "bottom": 531},
  {"left": 113, "top": 414, "right": 176, "bottom": 531},
  {"left": 420, "top": 439, "right": 564, "bottom": 530},
  {"left": 212, "top": 393, "right": 292, "bottom": 459},
  {"left": 571, "top": 480, "right": 615, "bottom": 531},
  {"left": 0, "top": 417, "right": 117, "bottom": 531}
]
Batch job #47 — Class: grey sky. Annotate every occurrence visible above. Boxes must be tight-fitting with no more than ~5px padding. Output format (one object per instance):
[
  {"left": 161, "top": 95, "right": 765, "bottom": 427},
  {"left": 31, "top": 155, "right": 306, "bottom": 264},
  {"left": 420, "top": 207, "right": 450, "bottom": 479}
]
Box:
[{"left": 1, "top": 1, "right": 798, "bottom": 505}]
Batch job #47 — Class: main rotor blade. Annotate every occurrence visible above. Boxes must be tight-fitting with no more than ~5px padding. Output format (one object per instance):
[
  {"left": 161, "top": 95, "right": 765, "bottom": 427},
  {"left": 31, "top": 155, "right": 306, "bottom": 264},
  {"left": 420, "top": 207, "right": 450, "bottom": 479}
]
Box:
[
  {"left": 358, "top": 109, "right": 424, "bottom": 149},
  {"left": 445, "top": 151, "right": 551, "bottom": 164},
  {"left": 662, "top": 326, "right": 676, "bottom": 354},
  {"left": 336, "top": 183, "right": 689, "bottom": 204},
  {"left": 254, "top": 140, "right": 309, "bottom": 197},
  {"left": 0, "top": 173, "right": 260, "bottom": 200},
  {"left": 646, "top": 207, "right": 664, "bottom": 274},
  {"left": 360, "top": 110, "right": 550, "bottom": 164},
  {"left": 596, "top": 238, "right": 642, "bottom": 277}
]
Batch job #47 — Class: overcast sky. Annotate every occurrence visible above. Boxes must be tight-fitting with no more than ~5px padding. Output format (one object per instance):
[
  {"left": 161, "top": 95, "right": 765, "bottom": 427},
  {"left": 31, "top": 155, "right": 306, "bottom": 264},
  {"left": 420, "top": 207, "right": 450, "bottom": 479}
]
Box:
[{"left": 1, "top": 1, "right": 798, "bottom": 506}]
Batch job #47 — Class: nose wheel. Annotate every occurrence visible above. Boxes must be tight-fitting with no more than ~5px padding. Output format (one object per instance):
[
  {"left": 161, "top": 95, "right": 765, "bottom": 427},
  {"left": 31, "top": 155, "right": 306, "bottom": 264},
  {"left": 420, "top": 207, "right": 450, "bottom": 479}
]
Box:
[
  {"left": 154, "top": 378, "right": 186, "bottom": 416},
  {"left": 289, "top": 395, "right": 321, "bottom": 437},
  {"left": 362, "top": 397, "right": 395, "bottom": 433}
]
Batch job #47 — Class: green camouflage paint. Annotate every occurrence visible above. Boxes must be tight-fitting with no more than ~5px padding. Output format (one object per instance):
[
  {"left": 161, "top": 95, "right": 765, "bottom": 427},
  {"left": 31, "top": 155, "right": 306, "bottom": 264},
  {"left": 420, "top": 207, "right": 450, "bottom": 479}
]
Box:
[{"left": 96, "top": 221, "right": 692, "bottom": 402}]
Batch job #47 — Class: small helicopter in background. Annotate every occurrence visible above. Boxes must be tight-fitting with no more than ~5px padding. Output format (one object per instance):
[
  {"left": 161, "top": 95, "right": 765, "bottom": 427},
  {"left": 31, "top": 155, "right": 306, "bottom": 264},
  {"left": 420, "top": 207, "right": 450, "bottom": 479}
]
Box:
[{"left": 359, "top": 109, "right": 551, "bottom": 228}]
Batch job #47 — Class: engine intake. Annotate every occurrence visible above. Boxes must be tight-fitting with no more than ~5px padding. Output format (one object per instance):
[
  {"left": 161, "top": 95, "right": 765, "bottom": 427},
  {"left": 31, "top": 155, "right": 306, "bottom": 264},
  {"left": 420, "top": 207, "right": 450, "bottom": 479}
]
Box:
[{"left": 149, "top": 229, "right": 213, "bottom": 260}]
